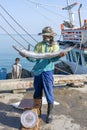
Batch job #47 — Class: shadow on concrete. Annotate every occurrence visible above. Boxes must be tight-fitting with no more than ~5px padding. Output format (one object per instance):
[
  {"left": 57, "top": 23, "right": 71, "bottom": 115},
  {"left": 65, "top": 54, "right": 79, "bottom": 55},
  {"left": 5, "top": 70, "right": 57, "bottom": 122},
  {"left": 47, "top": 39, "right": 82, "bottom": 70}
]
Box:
[
  {"left": 0, "top": 102, "right": 23, "bottom": 113},
  {"left": 0, "top": 102, "right": 23, "bottom": 129},
  {"left": 0, "top": 112, "right": 21, "bottom": 129}
]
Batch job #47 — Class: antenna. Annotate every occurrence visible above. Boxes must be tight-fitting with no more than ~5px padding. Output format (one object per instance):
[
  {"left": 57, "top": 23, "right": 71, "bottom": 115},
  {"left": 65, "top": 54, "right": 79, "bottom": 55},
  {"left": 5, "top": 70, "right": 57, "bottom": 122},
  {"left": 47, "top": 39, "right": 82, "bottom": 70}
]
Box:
[{"left": 78, "top": 4, "right": 82, "bottom": 27}]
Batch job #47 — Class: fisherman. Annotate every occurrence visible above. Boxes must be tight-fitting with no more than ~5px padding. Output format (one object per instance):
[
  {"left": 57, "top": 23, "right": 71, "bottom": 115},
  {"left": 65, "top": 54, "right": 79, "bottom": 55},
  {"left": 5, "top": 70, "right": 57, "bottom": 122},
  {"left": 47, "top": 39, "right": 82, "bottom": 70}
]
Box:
[
  {"left": 19, "top": 26, "right": 66, "bottom": 123},
  {"left": 12, "top": 58, "right": 22, "bottom": 79}
]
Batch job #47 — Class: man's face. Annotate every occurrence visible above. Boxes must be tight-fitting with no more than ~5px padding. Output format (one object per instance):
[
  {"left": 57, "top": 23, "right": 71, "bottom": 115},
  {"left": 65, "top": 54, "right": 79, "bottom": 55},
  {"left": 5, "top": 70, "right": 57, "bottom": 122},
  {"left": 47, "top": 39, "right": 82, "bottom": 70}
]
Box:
[
  {"left": 15, "top": 59, "right": 19, "bottom": 64},
  {"left": 43, "top": 35, "right": 53, "bottom": 43}
]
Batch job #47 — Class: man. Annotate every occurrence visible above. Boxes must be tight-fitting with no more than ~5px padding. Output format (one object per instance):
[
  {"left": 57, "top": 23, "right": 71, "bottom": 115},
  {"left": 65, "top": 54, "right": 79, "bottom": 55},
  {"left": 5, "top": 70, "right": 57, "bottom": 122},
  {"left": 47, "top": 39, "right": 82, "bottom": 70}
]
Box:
[
  {"left": 20, "top": 26, "right": 66, "bottom": 123},
  {"left": 12, "top": 58, "right": 22, "bottom": 79}
]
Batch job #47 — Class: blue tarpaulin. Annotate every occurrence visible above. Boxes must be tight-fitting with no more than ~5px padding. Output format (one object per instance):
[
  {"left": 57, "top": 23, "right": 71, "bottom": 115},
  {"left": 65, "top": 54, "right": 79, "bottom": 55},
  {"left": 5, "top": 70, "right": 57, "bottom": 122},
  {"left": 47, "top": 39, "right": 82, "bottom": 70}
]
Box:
[{"left": 0, "top": 68, "right": 7, "bottom": 80}]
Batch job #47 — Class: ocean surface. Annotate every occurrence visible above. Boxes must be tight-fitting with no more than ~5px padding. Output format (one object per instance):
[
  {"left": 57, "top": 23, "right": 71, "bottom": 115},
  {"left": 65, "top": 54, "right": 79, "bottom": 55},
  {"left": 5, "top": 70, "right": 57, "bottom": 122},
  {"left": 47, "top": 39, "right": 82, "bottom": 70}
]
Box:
[
  {"left": 0, "top": 34, "right": 63, "bottom": 73},
  {"left": 0, "top": 34, "right": 40, "bottom": 73}
]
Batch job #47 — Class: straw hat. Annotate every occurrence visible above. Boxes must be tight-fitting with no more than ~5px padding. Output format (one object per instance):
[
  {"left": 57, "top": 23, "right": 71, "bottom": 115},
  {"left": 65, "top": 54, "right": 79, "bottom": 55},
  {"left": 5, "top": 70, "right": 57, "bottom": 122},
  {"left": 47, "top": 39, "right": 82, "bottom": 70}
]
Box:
[{"left": 38, "top": 26, "right": 57, "bottom": 37}]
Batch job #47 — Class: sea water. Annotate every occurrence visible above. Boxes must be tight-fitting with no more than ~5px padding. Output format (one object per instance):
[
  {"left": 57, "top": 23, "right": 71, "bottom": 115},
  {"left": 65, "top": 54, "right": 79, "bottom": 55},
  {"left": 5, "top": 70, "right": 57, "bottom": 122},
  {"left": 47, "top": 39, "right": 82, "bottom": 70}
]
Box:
[
  {"left": 0, "top": 34, "right": 40, "bottom": 73},
  {"left": 0, "top": 34, "right": 64, "bottom": 73}
]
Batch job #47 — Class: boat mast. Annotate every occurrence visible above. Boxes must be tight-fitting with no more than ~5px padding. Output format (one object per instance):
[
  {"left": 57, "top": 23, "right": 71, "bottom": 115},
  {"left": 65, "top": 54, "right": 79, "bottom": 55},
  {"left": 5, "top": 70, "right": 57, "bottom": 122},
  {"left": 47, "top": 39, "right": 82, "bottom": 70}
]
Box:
[
  {"left": 62, "top": 0, "right": 78, "bottom": 28},
  {"left": 67, "top": 0, "right": 74, "bottom": 25},
  {"left": 78, "top": 4, "right": 82, "bottom": 27}
]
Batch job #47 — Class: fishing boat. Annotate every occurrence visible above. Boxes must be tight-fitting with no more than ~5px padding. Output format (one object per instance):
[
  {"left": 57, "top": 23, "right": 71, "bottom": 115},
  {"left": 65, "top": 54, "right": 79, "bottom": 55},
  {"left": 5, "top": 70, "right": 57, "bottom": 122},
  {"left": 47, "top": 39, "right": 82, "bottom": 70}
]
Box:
[{"left": 58, "top": 0, "right": 87, "bottom": 74}]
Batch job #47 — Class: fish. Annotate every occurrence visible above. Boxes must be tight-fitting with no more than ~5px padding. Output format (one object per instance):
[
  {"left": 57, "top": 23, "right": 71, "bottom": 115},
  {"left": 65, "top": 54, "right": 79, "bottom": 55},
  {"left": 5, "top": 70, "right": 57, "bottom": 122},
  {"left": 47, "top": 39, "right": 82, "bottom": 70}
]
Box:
[{"left": 13, "top": 45, "right": 74, "bottom": 59}]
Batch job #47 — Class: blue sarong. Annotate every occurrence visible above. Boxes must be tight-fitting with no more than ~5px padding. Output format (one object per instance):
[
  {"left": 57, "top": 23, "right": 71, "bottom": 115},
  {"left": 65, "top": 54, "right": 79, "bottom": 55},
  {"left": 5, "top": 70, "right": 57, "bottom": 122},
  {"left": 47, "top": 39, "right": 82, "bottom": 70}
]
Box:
[{"left": 33, "top": 71, "right": 54, "bottom": 103}]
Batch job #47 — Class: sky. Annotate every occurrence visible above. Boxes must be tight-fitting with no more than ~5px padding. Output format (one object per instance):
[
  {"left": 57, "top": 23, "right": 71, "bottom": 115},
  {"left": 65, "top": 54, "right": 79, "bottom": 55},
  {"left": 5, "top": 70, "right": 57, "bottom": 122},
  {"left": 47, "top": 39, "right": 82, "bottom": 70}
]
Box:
[
  {"left": 0, "top": 0, "right": 86, "bottom": 34},
  {"left": 0, "top": 0, "right": 86, "bottom": 52}
]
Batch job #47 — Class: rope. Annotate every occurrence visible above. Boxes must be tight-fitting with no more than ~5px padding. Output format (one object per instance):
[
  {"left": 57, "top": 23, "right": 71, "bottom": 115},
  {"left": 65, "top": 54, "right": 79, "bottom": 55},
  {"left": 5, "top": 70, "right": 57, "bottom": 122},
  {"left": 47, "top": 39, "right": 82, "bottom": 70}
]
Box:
[
  {"left": 29, "top": 7, "right": 59, "bottom": 27},
  {"left": 26, "top": 0, "right": 62, "bottom": 8},
  {"left": 73, "top": 43, "right": 82, "bottom": 74},
  {"left": 55, "top": 66, "right": 72, "bottom": 75},
  {"left": 0, "top": 24, "right": 26, "bottom": 49},
  {"left": 0, "top": 4, "right": 38, "bottom": 43},
  {"left": 26, "top": 0, "right": 68, "bottom": 19},
  {"left": 59, "top": 32, "right": 82, "bottom": 74},
  {"left": 0, "top": 12, "right": 34, "bottom": 48}
]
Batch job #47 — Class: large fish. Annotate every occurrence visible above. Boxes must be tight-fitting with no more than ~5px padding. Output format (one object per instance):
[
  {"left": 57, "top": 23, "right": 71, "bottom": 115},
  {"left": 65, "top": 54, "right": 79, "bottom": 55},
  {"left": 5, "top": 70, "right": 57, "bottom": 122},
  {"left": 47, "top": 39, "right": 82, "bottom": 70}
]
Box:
[{"left": 13, "top": 45, "right": 74, "bottom": 59}]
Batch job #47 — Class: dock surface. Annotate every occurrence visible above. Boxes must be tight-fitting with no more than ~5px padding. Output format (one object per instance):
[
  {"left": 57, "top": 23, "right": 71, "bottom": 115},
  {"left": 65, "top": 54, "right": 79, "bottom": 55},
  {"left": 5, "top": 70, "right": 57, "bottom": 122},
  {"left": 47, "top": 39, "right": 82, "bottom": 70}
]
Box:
[{"left": 0, "top": 85, "right": 87, "bottom": 130}]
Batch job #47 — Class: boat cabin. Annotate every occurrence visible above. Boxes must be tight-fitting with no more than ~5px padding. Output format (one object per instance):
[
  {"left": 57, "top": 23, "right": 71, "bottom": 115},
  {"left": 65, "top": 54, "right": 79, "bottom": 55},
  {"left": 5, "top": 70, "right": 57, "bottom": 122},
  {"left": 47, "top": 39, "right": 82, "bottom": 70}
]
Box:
[{"left": 60, "top": 20, "right": 87, "bottom": 74}]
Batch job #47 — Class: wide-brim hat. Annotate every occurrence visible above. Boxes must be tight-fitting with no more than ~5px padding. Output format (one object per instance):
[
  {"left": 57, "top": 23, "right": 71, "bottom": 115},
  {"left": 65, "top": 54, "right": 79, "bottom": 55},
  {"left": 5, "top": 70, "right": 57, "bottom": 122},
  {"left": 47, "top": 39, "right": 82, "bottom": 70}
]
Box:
[{"left": 38, "top": 26, "right": 57, "bottom": 37}]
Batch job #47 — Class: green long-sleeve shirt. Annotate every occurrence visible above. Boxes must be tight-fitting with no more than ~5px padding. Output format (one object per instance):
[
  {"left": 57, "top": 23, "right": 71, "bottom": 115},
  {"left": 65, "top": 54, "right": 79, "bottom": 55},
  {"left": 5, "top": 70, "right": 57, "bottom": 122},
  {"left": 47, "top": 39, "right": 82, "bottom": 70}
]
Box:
[{"left": 27, "top": 41, "right": 60, "bottom": 75}]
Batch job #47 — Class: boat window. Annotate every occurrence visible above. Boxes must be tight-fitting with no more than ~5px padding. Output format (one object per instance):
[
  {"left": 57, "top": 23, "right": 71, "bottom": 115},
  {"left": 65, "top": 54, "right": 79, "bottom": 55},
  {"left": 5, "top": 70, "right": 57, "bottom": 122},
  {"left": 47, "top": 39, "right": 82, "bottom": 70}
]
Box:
[
  {"left": 67, "top": 52, "right": 71, "bottom": 61},
  {"left": 76, "top": 52, "right": 82, "bottom": 65},
  {"left": 71, "top": 51, "right": 76, "bottom": 62},
  {"left": 84, "top": 54, "right": 87, "bottom": 65}
]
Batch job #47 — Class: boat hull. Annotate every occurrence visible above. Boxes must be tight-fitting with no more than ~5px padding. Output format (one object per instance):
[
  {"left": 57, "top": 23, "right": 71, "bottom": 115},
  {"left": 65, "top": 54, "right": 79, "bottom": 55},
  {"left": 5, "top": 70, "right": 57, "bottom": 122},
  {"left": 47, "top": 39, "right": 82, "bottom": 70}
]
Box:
[{"left": 66, "top": 62, "right": 87, "bottom": 74}]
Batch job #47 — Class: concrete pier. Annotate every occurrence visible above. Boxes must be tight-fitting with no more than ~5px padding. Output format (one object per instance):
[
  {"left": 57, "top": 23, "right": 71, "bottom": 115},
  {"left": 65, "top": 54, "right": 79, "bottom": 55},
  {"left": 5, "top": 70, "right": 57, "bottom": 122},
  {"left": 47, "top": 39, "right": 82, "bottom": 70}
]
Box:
[
  {"left": 0, "top": 74, "right": 87, "bottom": 91},
  {"left": 0, "top": 85, "right": 87, "bottom": 130}
]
